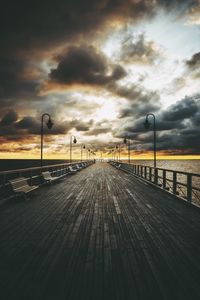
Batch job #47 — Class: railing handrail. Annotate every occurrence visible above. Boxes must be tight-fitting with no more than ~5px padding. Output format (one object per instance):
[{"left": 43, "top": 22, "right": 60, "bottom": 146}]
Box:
[
  {"left": 0, "top": 161, "right": 87, "bottom": 176},
  {"left": 120, "top": 162, "right": 200, "bottom": 178}
]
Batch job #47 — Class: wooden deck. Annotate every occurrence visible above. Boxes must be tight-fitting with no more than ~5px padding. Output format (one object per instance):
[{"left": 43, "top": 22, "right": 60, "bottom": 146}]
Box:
[{"left": 0, "top": 162, "right": 200, "bottom": 300}]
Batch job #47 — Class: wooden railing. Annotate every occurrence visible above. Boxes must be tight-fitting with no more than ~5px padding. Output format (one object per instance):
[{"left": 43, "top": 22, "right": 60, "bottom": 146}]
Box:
[{"left": 110, "top": 162, "right": 200, "bottom": 207}]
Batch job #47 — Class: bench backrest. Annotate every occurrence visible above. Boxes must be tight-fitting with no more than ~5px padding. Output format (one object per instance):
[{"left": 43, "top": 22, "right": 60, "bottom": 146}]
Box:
[
  {"left": 42, "top": 171, "right": 52, "bottom": 180},
  {"left": 69, "top": 166, "right": 76, "bottom": 171}
]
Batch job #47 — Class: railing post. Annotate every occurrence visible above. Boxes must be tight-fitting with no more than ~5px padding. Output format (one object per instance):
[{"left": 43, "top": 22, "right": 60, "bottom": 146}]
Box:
[
  {"left": 173, "top": 172, "right": 177, "bottom": 195},
  {"left": 187, "top": 174, "right": 192, "bottom": 203},
  {"left": 144, "top": 166, "right": 147, "bottom": 179},
  {"left": 137, "top": 165, "right": 139, "bottom": 175},
  {"left": 149, "top": 168, "right": 152, "bottom": 182},
  {"left": 141, "top": 166, "right": 143, "bottom": 177},
  {"left": 163, "top": 170, "right": 166, "bottom": 189},
  {"left": 30, "top": 170, "right": 33, "bottom": 186},
  {"left": 154, "top": 168, "right": 158, "bottom": 185}
]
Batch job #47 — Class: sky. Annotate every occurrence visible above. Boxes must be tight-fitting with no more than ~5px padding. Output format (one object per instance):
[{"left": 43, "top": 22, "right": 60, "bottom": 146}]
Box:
[{"left": 0, "top": 0, "right": 200, "bottom": 160}]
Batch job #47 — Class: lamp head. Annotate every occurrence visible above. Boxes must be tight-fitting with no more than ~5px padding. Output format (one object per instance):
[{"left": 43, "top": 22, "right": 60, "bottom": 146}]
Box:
[
  {"left": 83, "top": 144, "right": 85, "bottom": 149},
  {"left": 46, "top": 118, "right": 54, "bottom": 129},
  {"left": 116, "top": 145, "right": 118, "bottom": 149},
  {"left": 144, "top": 119, "right": 150, "bottom": 129},
  {"left": 124, "top": 138, "right": 127, "bottom": 144},
  {"left": 73, "top": 137, "right": 77, "bottom": 144}
]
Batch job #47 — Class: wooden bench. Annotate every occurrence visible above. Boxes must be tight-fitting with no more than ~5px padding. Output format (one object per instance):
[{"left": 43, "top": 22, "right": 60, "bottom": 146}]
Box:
[
  {"left": 76, "top": 164, "right": 83, "bottom": 171},
  {"left": 69, "top": 166, "right": 78, "bottom": 174},
  {"left": 115, "top": 164, "right": 121, "bottom": 169},
  {"left": 9, "top": 177, "right": 38, "bottom": 198},
  {"left": 81, "top": 163, "right": 87, "bottom": 168},
  {"left": 42, "top": 171, "right": 61, "bottom": 183}
]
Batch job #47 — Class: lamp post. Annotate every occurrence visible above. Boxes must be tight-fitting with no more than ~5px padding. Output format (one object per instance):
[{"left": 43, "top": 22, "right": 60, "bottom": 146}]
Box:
[
  {"left": 124, "top": 137, "right": 130, "bottom": 164},
  {"left": 144, "top": 113, "right": 156, "bottom": 169},
  {"left": 116, "top": 144, "right": 121, "bottom": 161},
  {"left": 112, "top": 149, "right": 115, "bottom": 161},
  {"left": 70, "top": 135, "right": 77, "bottom": 163},
  {"left": 41, "top": 113, "right": 54, "bottom": 167},
  {"left": 81, "top": 144, "right": 85, "bottom": 162},
  {"left": 88, "top": 149, "right": 90, "bottom": 161}
]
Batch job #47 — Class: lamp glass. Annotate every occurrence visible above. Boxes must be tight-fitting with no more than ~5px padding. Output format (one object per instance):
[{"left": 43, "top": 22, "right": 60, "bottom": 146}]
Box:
[
  {"left": 47, "top": 119, "right": 53, "bottom": 129},
  {"left": 144, "top": 119, "right": 150, "bottom": 129}
]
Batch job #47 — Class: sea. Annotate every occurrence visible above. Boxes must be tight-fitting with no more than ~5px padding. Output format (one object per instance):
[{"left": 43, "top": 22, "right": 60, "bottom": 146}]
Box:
[{"left": 128, "top": 159, "right": 200, "bottom": 174}]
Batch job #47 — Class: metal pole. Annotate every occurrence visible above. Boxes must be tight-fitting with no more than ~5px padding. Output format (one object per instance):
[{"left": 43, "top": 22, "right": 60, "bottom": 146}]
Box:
[
  {"left": 128, "top": 140, "right": 130, "bottom": 164},
  {"left": 41, "top": 115, "right": 44, "bottom": 167},
  {"left": 153, "top": 116, "right": 156, "bottom": 169},
  {"left": 70, "top": 136, "right": 72, "bottom": 164},
  {"left": 40, "top": 113, "right": 53, "bottom": 168},
  {"left": 81, "top": 145, "right": 82, "bottom": 162},
  {"left": 145, "top": 113, "right": 157, "bottom": 169}
]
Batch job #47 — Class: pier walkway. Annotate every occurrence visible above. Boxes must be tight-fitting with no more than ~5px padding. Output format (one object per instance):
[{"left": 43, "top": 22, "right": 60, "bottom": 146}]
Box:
[{"left": 0, "top": 162, "right": 200, "bottom": 300}]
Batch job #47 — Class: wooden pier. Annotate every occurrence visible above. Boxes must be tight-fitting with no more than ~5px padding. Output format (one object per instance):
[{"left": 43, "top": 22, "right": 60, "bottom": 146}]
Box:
[{"left": 0, "top": 162, "right": 200, "bottom": 300}]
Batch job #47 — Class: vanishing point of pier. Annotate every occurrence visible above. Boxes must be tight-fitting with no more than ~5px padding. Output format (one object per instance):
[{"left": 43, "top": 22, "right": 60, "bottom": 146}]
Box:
[{"left": 0, "top": 162, "right": 200, "bottom": 300}]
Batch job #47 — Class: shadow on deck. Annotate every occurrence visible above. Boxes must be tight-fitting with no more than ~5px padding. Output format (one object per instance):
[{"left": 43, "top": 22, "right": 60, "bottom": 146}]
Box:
[{"left": 0, "top": 162, "right": 200, "bottom": 300}]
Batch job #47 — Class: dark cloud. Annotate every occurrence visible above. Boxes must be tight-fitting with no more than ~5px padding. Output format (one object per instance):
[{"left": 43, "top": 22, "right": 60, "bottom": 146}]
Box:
[
  {"left": 49, "top": 46, "right": 126, "bottom": 85},
  {"left": 0, "top": 57, "right": 40, "bottom": 101},
  {"left": 186, "top": 52, "right": 200, "bottom": 68},
  {"left": 0, "top": 110, "right": 18, "bottom": 126},
  {"left": 162, "top": 97, "right": 198, "bottom": 121},
  {"left": 0, "top": 110, "right": 96, "bottom": 142},
  {"left": 69, "top": 119, "right": 94, "bottom": 132},
  {"left": 1, "top": 0, "right": 194, "bottom": 55},
  {"left": 113, "top": 95, "right": 200, "bottom": 154}
]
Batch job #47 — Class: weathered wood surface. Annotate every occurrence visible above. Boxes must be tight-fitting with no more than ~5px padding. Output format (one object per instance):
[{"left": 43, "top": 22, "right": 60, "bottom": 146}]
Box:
[{"left": 0, "top": 162, "right": 200, "bottom": 300}]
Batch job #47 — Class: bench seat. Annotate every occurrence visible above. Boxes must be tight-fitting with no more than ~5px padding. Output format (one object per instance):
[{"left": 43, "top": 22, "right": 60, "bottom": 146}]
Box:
[
  {"left": 69, "top": 166, "right": 77, "bottom": 173},
  {"left": 9, "top": 177, "right": 38, "bottom": 196}
]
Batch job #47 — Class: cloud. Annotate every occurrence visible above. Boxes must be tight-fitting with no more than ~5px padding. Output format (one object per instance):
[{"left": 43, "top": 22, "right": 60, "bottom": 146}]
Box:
[
  {"left": 119, "top": 33, "right": 161, "bottom": 64},
  {"left": 49, "top": 45, "right": 126, "bottom": 86},
  {"left": 110, "top": 82, "right": 161, "bottom": 118},
  {"left": 187, "top": 0, "right": 200, "bottom": 25},
  {"left": 185, "top": 51, "right": 200, "bottom": 78}
]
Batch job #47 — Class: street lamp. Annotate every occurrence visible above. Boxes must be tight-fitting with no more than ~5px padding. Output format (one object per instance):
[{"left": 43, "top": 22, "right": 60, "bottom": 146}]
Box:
[
  {"left": 124, "top": 137, "right": 130, "bottom": 164},
  {"left": 81, "top": 144, "right": 85, "bottom": 162},
  {"left": 70, "top": 135, "right": 77, "bottom": 163},
  {"left": 144, "top": 113, "right": 157, "bottom": 169},
  {"left": 41, "top": 113, "right": 54, "bottom": 167}
]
